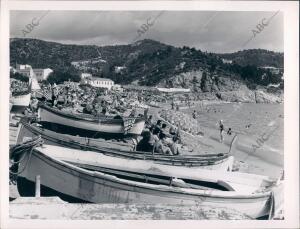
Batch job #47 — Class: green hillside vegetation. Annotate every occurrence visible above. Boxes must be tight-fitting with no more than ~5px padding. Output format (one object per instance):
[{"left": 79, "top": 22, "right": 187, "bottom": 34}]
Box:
[{"left": 10, "top": 38, "right": 283, "bottom": 88}]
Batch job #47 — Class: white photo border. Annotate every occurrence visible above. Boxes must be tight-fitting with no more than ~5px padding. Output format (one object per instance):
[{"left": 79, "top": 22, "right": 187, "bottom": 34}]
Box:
[{"left": 0, "top": 1, "right": 299, "bottom": 228}]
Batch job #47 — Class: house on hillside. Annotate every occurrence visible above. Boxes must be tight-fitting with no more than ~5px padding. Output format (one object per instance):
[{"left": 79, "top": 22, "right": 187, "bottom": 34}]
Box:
[
  {"left": 33, "top": 68, "right": 53, "bottom": 81},
  {"left": 16, "top": 64, "right": 34, "bottom": 78},
  {"left": 81, "top": 76, "right": 114, "bottom": 90},
  {"left": 114, "top": 66, "right": 126, "bottom": 74},
  {"left": 111, "top": 84, "right": 122, "bottom": 92},
  {"left": 15, "top": 64, "right": 41, "bottom": 90},
  {"left": 259, "top": 66, "right": 282, "bottom": 75},
  {"left": 16, "top": 65, "right": 53, "bottom": 82},
  {"left": 221, "top": 59, "right": 233, "bottom": 64},
  {"left": 80, "top": 73, "right": 92, "bottom": 79}
]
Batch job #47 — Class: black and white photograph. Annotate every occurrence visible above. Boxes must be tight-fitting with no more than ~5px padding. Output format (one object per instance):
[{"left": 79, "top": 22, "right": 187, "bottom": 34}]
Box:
[{"left": 0, "top": 1, "right": 299, "bottom": 228}]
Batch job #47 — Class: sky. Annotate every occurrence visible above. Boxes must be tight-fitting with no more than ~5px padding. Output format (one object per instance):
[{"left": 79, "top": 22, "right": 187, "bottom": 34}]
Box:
[{"left": 10, "top": 11, "right": 283, "bottom": 53}]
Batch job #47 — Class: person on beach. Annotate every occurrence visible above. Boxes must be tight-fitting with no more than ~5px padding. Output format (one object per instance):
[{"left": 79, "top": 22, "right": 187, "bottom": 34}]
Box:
[
  {"left": 51, "top": 88, "right": 57, "bottom": 107},
  {"left": 144, "top": 107, "right": 149, "bottom": 119},
  {"left": 171, "top": 100, "right": 175, "bottom": 110},
  {"left": 169, "top": 126, "right": 177, "bottom": 136},
  {"left": 136, "top": 130, "right": 155, "bottom": 152},
  {"left": 145, "top": 115, "right": 154, "bottom": 130},
  {"left": 154, "top": 133, "right": 172, "bottom": 155},
  {"left": 159, "top": 123, "right": 169, "bottom": 138},
  {"left": 30, "top": 97, "right": 39, "bottom": 112},
  {"left": 227, "top": 128, "right": 232, "bottom": 135},
  {"left": 219, "top": 120, "right": 224, "bottom": 143},
  {"left": 192, "top": 110, "right": 197, "bottom": 119},
  {"left": 152, "top": 120, "right": 162, "bottom": 135},
  {"left": 170, "top": 125, "right": 182, "bottom": 144},
  {"left": 170, "top": 136, "right": 181, "bottom": 155}
]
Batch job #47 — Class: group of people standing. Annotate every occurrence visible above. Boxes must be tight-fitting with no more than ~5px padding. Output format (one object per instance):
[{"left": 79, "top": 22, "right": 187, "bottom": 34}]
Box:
[{"left": 218, "top": 120, "right": 233, "bottom": 143}]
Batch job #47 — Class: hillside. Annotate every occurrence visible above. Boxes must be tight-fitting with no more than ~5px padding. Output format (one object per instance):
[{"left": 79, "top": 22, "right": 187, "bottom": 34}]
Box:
[
  {"left": 10, "top": 38, "right": 284, "bottom": 102},
  {"left": 218, "top": 49, "right": 283, "bottom": 68}
]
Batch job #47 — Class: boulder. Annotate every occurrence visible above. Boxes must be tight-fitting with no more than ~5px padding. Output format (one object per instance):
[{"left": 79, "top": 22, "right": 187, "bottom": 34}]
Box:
[{"left": 255, "top": 90, "right": 283, "bottom": 103}]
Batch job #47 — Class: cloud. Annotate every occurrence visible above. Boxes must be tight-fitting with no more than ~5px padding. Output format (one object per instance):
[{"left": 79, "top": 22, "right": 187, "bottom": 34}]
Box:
[{"left": 10, "top": 10, "right": 283, "bottom": 53}]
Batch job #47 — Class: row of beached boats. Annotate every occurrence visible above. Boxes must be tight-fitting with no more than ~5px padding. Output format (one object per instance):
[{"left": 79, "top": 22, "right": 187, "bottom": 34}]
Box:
[
  {"left": 18, "top": 120, "right": 234, "bottom": 169},
  {"left": 11, "top": 103, "right": 284, "bottom": 219}
]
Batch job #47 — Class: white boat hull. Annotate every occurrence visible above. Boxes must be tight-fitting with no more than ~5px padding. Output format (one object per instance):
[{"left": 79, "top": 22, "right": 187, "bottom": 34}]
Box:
[
  {"left": 17, "top": 147, "right": 273, "bottom": 219},
  {"left": 10, "top": 93, "right": 31, "bottom": 112},
  {"left": 38, "top": 106, "right": 145, "bottom": 136}
]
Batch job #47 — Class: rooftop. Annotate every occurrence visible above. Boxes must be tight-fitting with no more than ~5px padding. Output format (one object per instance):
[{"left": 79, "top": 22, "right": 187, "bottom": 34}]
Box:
[{"left": 92, "top": 77, "right": 113, "bottom": 82}]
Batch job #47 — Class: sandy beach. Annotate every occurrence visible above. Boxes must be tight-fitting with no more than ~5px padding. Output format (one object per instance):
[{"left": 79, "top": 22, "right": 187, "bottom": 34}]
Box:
[{"left": 149, "top": 100, "right": 283, "bottom": 179}]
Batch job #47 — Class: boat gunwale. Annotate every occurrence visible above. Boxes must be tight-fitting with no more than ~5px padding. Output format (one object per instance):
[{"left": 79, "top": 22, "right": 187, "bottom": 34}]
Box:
[
  {"left": 39, "top": 103, "right": 145, "bottom": 124},
  {"left": 20, "top": 121, "right": 230, "bottom": 165},
  {"left": 21, "top": 120, "right": 228, "bottom": 159},
  {"left": 21, "top": 121, "right": 133, "bottom": 148}
]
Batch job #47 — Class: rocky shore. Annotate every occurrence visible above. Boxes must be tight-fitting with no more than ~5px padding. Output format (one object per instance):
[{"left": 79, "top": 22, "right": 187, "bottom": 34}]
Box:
[{"left": 159, "top": 70, "right": 283, "bottom": 104}]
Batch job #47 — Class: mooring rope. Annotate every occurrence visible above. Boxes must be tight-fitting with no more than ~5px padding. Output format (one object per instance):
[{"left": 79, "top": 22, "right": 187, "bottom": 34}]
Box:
[
  {"left": 9, "top": 136, "right": 44, "bottom": 175},
  {"left": 10, "top": 136, "right": 43, "bottom": 159}
]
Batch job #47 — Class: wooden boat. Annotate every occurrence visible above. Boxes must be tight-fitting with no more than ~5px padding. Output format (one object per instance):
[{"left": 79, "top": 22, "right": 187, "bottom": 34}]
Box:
[
  {"left": 10, "top": 92, "right": 31, "bottom": 113},
  {"left": 15, "top": 143, "right": 281, "bottom": 219},
  {"left": 18, "top": 120, "right": 234, "bottom": 169},
  {"left": 37, "top": 104, "right": 145, "bottom": 137}
]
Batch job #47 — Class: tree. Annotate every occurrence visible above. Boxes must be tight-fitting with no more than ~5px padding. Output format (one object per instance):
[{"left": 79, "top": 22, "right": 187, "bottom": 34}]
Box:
[
  {"left": 47, "top": 70, "right": 80, "bottom": 85},
  {"left": 200, "top": 71, "right": 208, "bottom": 92},
  {"left": 10, "top": 71, "right": 29, "bottom": 82},
  {"left": 240, "top": 65, "right": 260, "bottom": 83}
]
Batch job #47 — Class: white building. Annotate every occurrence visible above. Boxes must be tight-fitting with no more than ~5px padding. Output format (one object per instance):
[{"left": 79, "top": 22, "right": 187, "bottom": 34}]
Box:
[
  {"left": 16, "top": 64, "right": 34, "bottom": 78},
  {"left": 114, "top": 66, "right": 126, "bottom": 74},
  {"left": 16, "top": 65, "right": 53, "bottom": 82},
  {"left": 259, "top": 66, "right": 281, "bottom": 75},
  {"left": 33, "top": 68, "right": 53, "bottom": 81},
  {"left": 111, "top": 84, "right": 122, "bottom": 91},
  {"left": 15, "top": 64, "right": 41, "bottom": 90},
  {"left": 222, "top": 59, "right": 233, "bottom": 64},
  {"left": 82, "top": 77, "right": 114, "bottom": 90},
  {"left": 80, "top": 73, "right": 92, "bottom": 79}
]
